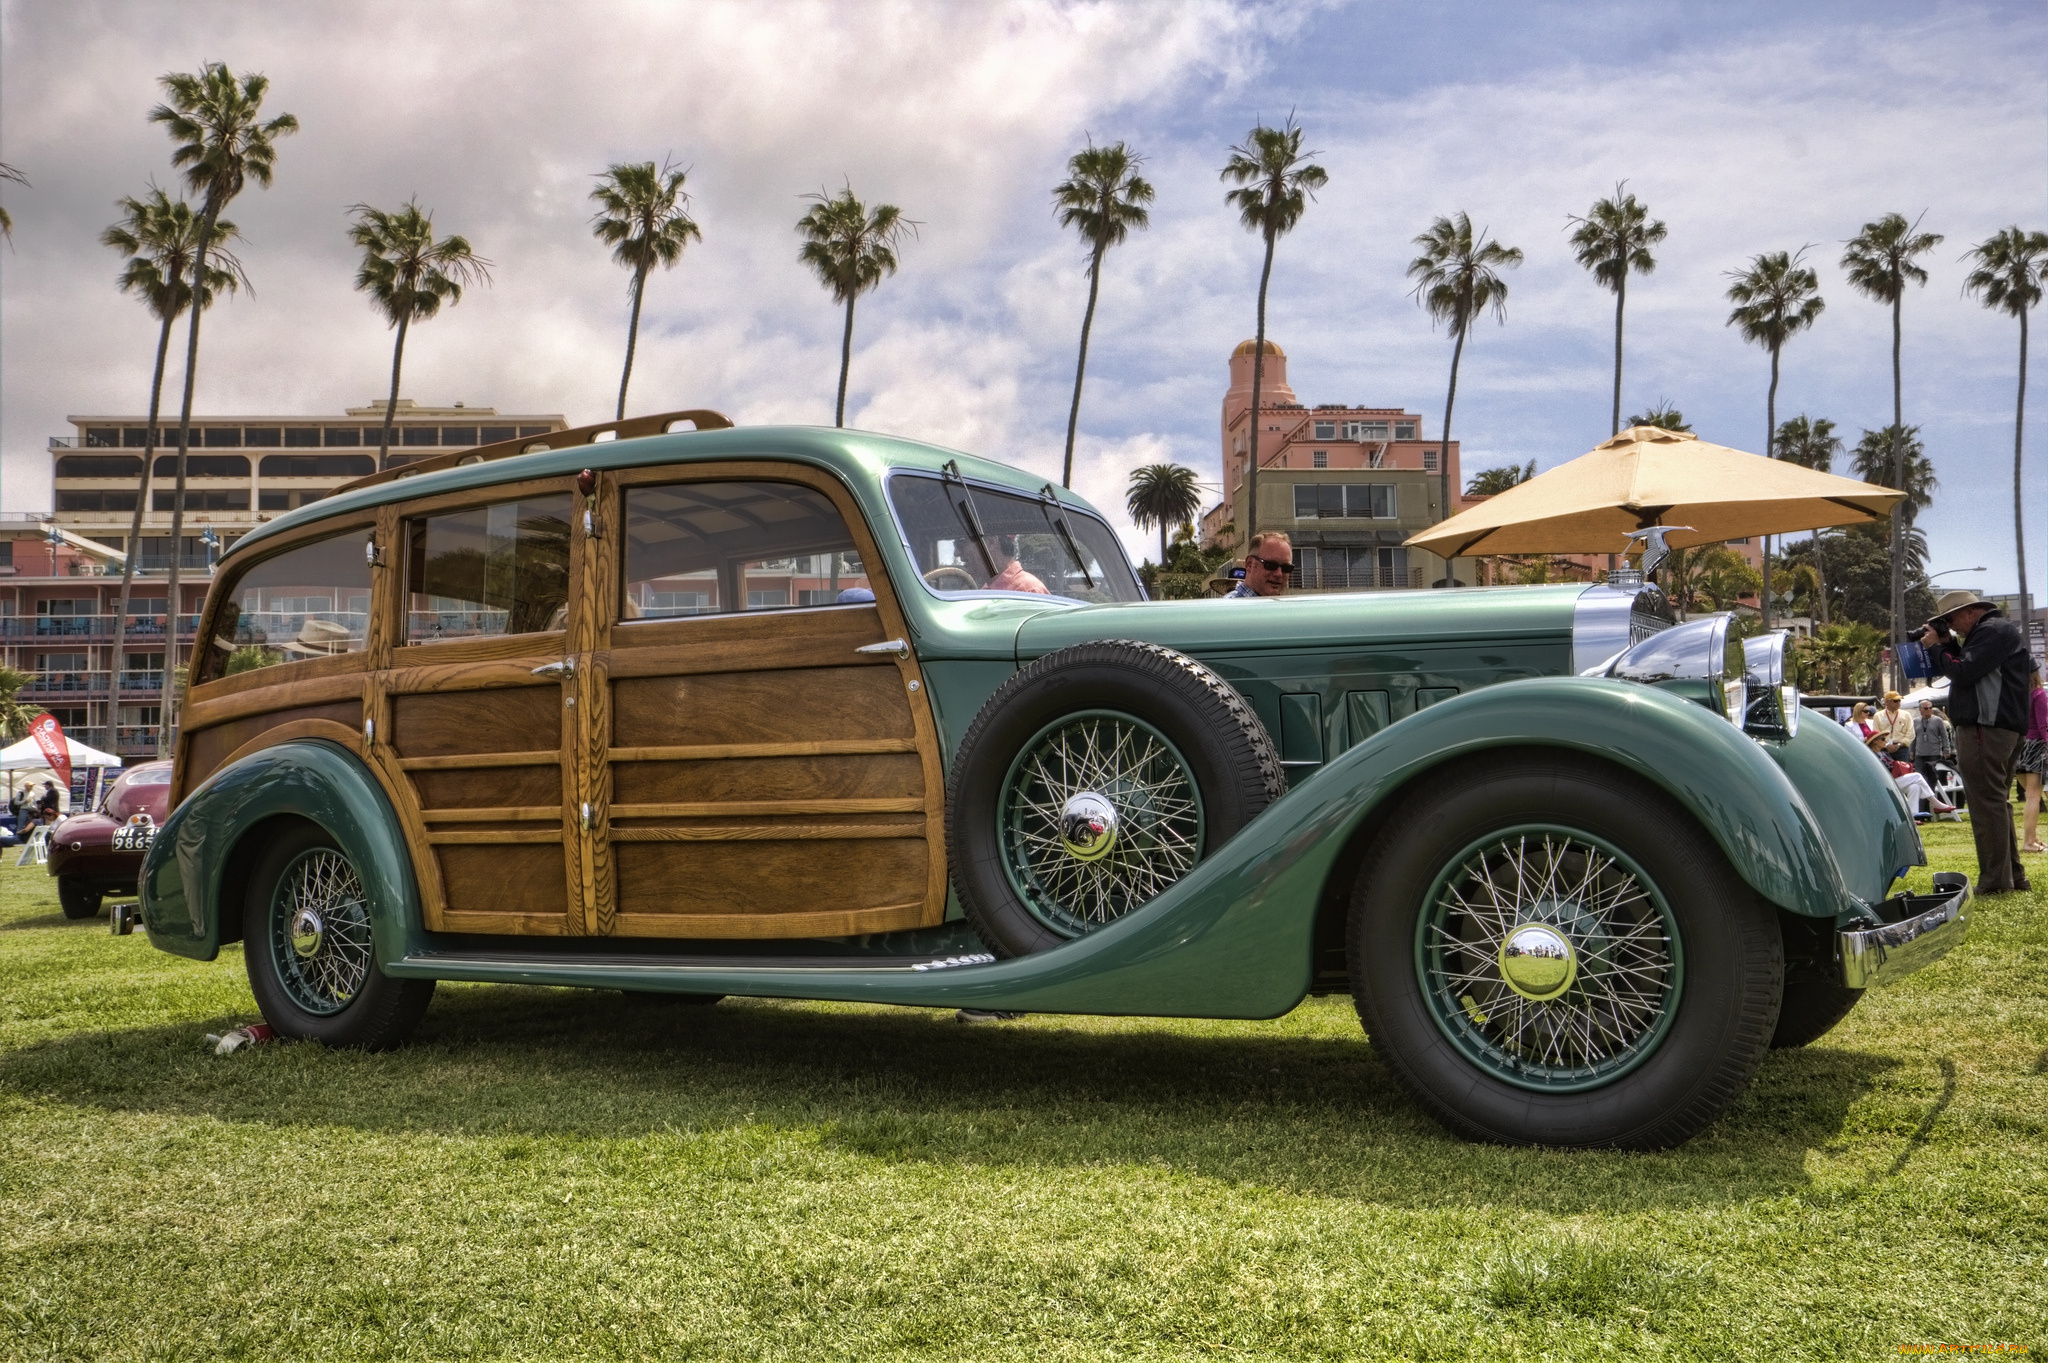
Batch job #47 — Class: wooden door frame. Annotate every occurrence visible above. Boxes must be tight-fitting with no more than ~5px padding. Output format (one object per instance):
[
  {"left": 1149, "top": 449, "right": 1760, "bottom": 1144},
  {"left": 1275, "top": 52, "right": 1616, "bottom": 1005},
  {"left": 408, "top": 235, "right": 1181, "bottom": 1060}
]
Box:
[{"left": 592, "top": 460, "right": 951, "bottom": 934}]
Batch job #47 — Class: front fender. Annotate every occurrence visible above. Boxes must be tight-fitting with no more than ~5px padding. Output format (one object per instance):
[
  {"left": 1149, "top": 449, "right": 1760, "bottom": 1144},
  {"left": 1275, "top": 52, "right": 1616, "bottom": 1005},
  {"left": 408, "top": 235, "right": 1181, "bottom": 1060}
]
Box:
[
  {"left": 140, "top": 740, "right": 424, "bottom": 965},
  {"left": 1303, "top": 676, "right": 1858, "bottom": 919}
]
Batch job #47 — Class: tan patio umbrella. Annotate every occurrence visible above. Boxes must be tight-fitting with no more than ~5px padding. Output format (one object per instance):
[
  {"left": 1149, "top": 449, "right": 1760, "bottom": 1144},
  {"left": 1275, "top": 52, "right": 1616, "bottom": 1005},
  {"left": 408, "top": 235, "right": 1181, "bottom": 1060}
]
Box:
[{"left": 1405, "top": 425, "right": 1905, "bottom": 561}]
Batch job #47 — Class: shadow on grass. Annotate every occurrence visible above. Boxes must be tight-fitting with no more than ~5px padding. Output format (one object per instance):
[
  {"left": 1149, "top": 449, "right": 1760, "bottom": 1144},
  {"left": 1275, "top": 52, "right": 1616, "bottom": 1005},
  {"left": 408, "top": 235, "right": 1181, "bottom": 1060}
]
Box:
[{"left": 0, "top": 981, "right": 1896, "bottom": 1213}]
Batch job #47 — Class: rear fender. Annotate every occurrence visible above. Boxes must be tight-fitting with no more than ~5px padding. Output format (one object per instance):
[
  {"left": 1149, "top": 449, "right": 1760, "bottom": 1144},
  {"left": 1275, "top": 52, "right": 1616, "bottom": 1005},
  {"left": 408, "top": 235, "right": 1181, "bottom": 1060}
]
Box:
[{"left": 140, "top": 740, "right": 424, "bottom": 965}]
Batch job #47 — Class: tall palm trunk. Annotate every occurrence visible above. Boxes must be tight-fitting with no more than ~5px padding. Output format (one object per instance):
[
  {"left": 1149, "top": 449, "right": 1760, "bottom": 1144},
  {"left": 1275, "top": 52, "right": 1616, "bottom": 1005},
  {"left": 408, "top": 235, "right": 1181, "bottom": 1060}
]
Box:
[
  {"left": 1762, "top": 343, "right": 1779, "bottom": 629},
  {"left": 1813, "top": 531, "right": 1831, "bottom": 626},
  {"left": 158, "top": 200, "right": 221, "bottom": 757},
  {"left": 617, "top": 262, "right": 648, "bottom": 421},
  {"left": 1888, "top": 295, "right": 1904, "bottom": 652},
  {"left": 834, "top": 294, "right": 856, "bottom": 428},
  {"left": 1439, "top": 292, "right": 1468, "bottom": 584},
  {"left": 2015, "top": 306, "right": 2031, "bottom": 637},
  {"left": 114, "top": 309, "right": 174, "bottom": 745},
  {"left": 1610, "top": 273, "right": 1626, "bottom": 436},
  {"left": 376, "top": 311, "right": 412, "bottom": 471},
  {"left": 1245, "top": 228, "right": 1276, "bottom": 543},
  {"left": 1061, "top": 239, "right": 1106, "bottom": 490}
]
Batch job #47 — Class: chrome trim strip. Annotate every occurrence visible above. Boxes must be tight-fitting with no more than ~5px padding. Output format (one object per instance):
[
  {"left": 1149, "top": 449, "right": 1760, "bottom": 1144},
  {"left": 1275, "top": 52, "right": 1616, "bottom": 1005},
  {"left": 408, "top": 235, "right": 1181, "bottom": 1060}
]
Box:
[
  {"left": 1571, "top": 582, "right": 1673, "bottom": 676},
  {"left": 1839, "top": 873, "right": 1970, "bottom": 989}
]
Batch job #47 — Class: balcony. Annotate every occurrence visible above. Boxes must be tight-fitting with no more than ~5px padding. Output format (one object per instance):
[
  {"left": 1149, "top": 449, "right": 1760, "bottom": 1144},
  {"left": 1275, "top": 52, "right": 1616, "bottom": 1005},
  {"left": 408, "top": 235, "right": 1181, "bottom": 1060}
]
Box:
[
  {"left": 20, "top": 670, "right": 110, "bottom": 697},
  {"left": 1297, "top": 564, "right": 1426, "bottom": 592},
  {"left": 114, "top": 726, "right": 164, "bottom": 755},
  {"left": 118, "top": 670, "right": 166, "bottom": 693},
  {"left": 0, "top": 615, "right": 202, "bottom": 640}
]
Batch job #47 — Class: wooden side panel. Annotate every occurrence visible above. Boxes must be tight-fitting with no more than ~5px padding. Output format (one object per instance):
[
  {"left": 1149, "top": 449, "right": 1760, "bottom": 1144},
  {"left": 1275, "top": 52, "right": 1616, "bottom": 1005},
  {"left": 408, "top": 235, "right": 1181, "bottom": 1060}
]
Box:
[
  {"left": 613, "top": 839, "right": 928, "bottom": 931},
  {"left": 184, "top": 699, "right": 364, "bottom": 791},
  {"left": 612, "top": 666, "right": 914, "bottom": 747},
  {"left": 392, "top": 687, "right": 562, "bottom": 758},
  {"left": 435, "top": 845, "right": 571, "bottom": 919}
]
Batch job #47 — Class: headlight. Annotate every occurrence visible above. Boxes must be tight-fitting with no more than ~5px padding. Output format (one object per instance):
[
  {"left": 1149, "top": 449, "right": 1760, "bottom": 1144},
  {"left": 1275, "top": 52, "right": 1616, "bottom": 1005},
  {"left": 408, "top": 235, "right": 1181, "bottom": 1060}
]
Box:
[
  {"left": 1740, "top": 631, "right": 1800, "bottom": 740},
  {"left": 1603, "top": 614, "right": 1747, "bottom": 725}
]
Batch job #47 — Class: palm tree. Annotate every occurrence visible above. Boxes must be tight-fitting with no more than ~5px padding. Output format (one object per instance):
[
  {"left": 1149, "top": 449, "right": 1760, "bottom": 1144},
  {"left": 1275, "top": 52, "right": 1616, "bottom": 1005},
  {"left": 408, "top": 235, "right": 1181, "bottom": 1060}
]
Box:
[
  {"left": 1053, "top": 141, "right": 1153, "bottom": 489},
  {"left": 1851, "top": 426, "right": 1936, "bottom": 521},
  {"left": 1126, "top": 463, "right": 1203, "bottom": 566},
  {"left": 1842, "top": 212, "right": 1943, "bottom": 651},
  {"left": 1725, "top": 248, "right": 1825, "bottom": 628},
  {"left": 0, "top": 162, "right": 26, "bottom": 240},
  {"left": 1567, "top": 183, "right": 1668, "bottom": 435},
  {"left": 349, "top": 201, "right": 492, "bottom": 470},
  {"left": 0, "top": 665, "right": 36, "bottom": 743},
  {"left": 590, "top": 159, "right": 701, "bottom": 421},
  {"left": 1220, "top": 118, "right": 1327, "bottom": 542},
  {"left": 1775, "top": 415, "right": 1842, "bottom": 624},
  {"left": 101, "top": 189, "right": 246, "bottom": 707},
  {"left": 1466, "top": 460, "right": 1535, "bottom": 496},
  {"left": 148, "top": 62, "right": 297, "bottom": 755},
  {"left": 1408, "top": 212, "right": 1523, "bottom": 566},
  {"left": 1962, "top": 227, "right": 2048, "bottom": 636},
  {"left": 1623, "top": 401, "right": 1691, "bottom": 432},
  {"left": 796, "top": 186, "right": 915, "bottom": 427}
]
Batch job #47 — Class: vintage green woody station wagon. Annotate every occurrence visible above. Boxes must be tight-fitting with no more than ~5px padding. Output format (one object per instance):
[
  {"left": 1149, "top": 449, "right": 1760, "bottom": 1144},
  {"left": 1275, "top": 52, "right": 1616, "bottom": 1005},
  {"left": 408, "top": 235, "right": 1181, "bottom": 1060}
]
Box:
[{"left": 140, "top": 409, "right": 1969, "bottom": 1148}]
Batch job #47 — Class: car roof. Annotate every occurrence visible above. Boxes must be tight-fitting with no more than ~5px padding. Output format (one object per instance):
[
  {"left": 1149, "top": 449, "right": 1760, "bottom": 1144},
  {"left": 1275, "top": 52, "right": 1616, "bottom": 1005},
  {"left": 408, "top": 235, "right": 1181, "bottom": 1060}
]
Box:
[{"left": 223, "top": 424, "right": 1104, "bottom": 565}]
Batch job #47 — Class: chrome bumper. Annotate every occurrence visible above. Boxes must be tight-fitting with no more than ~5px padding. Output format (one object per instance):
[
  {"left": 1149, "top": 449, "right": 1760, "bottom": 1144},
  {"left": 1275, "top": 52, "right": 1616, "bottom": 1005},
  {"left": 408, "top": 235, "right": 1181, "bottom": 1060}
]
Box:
[{"left": 1839, "top": 872, "right": 1970, "bottom": 989}]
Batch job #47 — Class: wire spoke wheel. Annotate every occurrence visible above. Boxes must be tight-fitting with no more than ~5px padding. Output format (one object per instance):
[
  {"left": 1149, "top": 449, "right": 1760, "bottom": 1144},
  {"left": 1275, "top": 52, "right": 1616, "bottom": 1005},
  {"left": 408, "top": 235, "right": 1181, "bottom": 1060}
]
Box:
[
  {"left": 267, "top": 847, "right": 375, "bottom": 1017},
  {"left": 998, "top": 709, "right": 1205, "bottom": 937},
  {"left": 1415, "top": 826, "right": 1683, "bottom": 1092}
]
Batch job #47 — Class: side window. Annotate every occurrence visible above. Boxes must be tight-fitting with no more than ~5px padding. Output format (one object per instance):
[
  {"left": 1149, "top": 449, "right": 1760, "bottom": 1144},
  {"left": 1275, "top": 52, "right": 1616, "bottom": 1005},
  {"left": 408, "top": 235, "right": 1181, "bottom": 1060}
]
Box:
[
  {"left": 198, "top": 529, "right": 372, "bottom": 682},
  {"left": 405, "top": 493, "right": 573, "bottom": 643},
  {"left": 621, "top": 481, "right": 869, "bottom": 620}
]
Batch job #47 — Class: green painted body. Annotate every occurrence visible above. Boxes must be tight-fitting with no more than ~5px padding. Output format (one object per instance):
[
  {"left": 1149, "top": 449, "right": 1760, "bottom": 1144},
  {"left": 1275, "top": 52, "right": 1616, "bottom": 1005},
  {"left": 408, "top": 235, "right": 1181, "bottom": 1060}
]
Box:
[{"left": 144, "top": 426, "right": 1919, "bottom": 1014}]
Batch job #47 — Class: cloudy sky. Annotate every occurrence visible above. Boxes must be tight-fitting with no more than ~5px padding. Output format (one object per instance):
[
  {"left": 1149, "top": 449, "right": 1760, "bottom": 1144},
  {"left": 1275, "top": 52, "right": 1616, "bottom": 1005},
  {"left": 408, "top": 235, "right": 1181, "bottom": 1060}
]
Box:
[{"left": 2, "top": 0, "right": 2043, "bottom": 595}]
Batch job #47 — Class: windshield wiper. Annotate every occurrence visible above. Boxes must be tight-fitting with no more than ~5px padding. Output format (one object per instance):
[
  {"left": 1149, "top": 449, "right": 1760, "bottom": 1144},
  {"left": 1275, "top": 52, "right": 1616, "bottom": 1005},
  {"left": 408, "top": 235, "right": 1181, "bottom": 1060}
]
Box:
[
  {"left": 940, "top": 461, "right": 1000, "bottom": 577},
  {"left": 1038, "top": 483, "right": 1095, "bottom": 590}
]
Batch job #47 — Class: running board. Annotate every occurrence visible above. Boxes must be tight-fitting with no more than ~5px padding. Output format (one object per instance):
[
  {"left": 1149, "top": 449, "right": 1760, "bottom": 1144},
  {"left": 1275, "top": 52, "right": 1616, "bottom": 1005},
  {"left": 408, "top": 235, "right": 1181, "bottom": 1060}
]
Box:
[{"left": 393, "top": 949, "right": 997, "bottom": 990}]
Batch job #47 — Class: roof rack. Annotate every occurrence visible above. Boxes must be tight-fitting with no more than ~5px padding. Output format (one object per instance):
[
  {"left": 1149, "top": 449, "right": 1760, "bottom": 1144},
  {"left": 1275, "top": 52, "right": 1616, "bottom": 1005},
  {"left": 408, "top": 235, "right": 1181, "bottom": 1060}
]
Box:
[{"left": 334, "top": 408, "right": 733, "bottom": 494}]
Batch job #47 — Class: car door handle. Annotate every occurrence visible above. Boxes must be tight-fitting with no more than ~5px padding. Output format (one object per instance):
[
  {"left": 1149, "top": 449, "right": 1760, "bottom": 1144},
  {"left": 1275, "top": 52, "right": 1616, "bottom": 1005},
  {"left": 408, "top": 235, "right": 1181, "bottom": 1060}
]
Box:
[
  {"left": 532, "top": 660, "right": 576, "bottom": 678},
  {"left": 856, "top": 639, "right": 909, "bottom": 657}
]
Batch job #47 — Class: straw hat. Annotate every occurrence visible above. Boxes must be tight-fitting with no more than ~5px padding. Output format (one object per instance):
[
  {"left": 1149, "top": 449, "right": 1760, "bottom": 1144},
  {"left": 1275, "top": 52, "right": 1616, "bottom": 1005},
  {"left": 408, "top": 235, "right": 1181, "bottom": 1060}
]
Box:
[
  {"left": 281, "top": 618, "right": 355, "bottom": 657},
  {"left": 1931, "top": 589, "right": 1997, "bottom": 620}
]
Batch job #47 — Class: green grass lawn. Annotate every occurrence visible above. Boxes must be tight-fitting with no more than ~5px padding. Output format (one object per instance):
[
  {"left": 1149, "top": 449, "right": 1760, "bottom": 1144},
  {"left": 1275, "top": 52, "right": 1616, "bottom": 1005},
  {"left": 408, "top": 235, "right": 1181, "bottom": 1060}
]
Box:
[{"left": 2, "top": 826, "right": 2044, "bottom": 1361}]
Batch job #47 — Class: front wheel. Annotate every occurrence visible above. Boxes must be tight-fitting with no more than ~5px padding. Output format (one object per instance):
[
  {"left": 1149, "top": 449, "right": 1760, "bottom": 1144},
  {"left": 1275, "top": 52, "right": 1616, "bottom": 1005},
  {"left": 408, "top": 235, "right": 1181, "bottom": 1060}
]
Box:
[
  {"left": 1350, "top": 756, "right": 1783, "bottom": 1149},
  {"left": 58, "top": 877, "right": 104, "bottom": 920},
  {"left": 244, "top": 823, "right": 434, "bottom": 1050}
]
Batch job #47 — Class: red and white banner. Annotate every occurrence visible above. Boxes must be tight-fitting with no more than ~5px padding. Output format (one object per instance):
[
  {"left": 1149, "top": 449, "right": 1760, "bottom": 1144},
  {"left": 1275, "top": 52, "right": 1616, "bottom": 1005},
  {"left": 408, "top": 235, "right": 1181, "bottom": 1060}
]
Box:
[{"left": 28, "top": 713, "right": 71, "bottom": 790}]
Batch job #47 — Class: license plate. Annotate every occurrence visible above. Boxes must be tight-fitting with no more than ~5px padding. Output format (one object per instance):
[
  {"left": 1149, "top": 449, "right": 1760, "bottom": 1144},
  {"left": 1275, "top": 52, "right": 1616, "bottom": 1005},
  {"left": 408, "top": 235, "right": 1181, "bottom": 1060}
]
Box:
[{"left": 113, "top": 824, "right": 156, "bottom": 852}]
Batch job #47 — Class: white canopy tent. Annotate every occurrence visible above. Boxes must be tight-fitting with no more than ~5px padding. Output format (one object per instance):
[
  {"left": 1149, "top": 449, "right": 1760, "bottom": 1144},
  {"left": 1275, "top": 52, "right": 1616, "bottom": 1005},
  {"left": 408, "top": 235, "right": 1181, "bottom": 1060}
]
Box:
[{"left": 1, "top": 734, "right": 124, "bottom": 808}]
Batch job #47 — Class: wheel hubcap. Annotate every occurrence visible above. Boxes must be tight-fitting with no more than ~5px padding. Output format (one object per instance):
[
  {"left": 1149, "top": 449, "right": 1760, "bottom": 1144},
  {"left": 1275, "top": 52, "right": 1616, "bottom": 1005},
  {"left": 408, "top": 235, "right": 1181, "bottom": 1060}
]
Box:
[
  {"left": 289, "top": 907, "right": 325, "bottom": 958},
  {"left": 1058, "top": 792, "right": 1118, "bottom": 861},
  {"left": 999, "top": 711, "right": 1205, "bottom": 936},
  {"left": 1498, "top": 921, "right": 1576, "bottom": 1000},
  {"left": 1416, "top": 828, "right": 1682, "bottom": 1092},
  {"left": 268, "top": 847, "right": 373, "bottom": 1017}
]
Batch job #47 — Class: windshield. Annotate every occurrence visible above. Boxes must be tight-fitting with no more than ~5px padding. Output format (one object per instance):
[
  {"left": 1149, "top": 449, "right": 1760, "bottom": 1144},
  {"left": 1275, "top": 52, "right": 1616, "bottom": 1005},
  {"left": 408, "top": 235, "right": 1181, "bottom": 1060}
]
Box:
[{"left": 888, "top": 472, "right": 1143, "bottom": 603}]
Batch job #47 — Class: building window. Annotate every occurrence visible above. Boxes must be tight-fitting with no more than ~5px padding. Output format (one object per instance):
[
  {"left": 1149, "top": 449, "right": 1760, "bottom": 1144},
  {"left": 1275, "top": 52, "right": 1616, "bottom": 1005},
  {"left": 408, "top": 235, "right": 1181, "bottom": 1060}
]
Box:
[
  {"left": 152, "top": 489, "right": 250, "bottom": 512},
  {"left": 1313, "top": 422, "right": 1336, "bottom": 439},
  {"left": 84, "top": 428, "right": 122, "bottom": 448},
  {"left": 258, "top": 454, "right": 375, "bottom": 478},
  {"left": 440, "top": 426, "right": 478, "bottom": 446},
  {"left": 1344, "top": 421, "right": 1390, "bottom": 441},
  {"left": 121, "top": 427, "right": 163, "bottom": 448},
  {"left": 1396, "top": 422, "right": 1417, "bottom": 440},
  {"left": 201, "top": 427, "right": 242, "bottom": 447},
  {"left": 153, "top": 455, "right": 250, "bottom": 478},
  {"left": 480, "top": 426, "right": 516, "bottom": 443},
  {"left": 55, "top": 454, "right": 145, "bottom": 478},
  {"left": 284, "top": 428, "right": 321, "bottom": 448},
  {"left": 56, "top": 490, "right": 139, "bottom": 512},
  {"left": 323, "top": 427, "right": 362, "bottom": 447},
  {"left": 401, "top": 427, "right": 442, "bottom": 446},
  {"left": 1422, "top": 448, "right": 1439, "bottom": 472},
  {"left": 1727, "top": 537, "right": 1750, "bottom": 545},
  {"left": 1312, "top": 450, "right": 1328, "bottom": 468},
  {"left": 1293, "top": 484, "right": 1397, "bottom": 520},
  {"left": 244, "top": 427, "right": 282, "bottom": 447},
  {"left": 519, "top": 426, "right": 551, "bottom": 438}
]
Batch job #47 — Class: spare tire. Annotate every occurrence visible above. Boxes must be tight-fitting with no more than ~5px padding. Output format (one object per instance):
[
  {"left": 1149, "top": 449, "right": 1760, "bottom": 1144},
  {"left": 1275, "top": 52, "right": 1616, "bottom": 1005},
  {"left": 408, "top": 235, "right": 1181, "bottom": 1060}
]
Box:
[{"left": 946, "top": 639, "right": 1285, "bottom": 957}]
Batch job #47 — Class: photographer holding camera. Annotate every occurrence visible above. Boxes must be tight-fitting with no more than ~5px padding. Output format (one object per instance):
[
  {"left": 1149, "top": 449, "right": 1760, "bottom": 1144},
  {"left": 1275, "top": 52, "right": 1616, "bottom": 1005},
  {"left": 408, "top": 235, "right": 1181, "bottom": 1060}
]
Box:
[{"left": 1918, "top": 590, "right": 2035, "bottom": 893}]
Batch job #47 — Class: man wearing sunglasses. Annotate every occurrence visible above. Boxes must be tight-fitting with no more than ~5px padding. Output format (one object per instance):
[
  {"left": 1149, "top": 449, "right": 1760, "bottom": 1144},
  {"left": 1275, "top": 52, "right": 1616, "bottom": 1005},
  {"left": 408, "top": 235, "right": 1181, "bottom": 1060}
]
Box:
[{"left": 1228, "top": 531, "right": 1295, "bottom": 598}]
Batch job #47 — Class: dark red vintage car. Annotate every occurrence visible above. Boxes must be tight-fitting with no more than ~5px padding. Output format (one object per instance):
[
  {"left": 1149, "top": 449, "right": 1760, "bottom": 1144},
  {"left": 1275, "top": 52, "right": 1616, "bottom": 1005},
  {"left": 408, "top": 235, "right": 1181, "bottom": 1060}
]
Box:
[{"left": 49, "top": 761, "right": 173, "bottom": 919}]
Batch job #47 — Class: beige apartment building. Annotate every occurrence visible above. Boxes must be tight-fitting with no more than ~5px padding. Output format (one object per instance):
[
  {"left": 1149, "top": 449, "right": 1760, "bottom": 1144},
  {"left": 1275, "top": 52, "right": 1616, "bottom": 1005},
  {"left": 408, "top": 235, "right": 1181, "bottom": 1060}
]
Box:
[{"left": 4, "top": 400, "right": 564, "bottom": 759}]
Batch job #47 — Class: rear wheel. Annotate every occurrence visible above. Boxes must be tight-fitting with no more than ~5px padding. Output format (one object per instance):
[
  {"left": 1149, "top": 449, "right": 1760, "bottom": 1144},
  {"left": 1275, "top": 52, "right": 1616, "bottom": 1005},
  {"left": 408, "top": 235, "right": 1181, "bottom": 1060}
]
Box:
[
  {"left": 244, "top": 823, "right": 434, "bottom": 1050},
  {"left": 1350, "top": 756, "right": 1782, "bottom": 1149},
  {"left": 58, "top": 877, "right": 103, "bottom": 920}
]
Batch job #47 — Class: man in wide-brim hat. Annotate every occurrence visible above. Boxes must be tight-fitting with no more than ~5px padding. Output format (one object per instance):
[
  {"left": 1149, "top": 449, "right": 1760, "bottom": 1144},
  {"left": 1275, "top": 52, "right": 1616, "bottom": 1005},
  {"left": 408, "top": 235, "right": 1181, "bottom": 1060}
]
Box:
[{"left": 1918, "top": 588, "right": 2034, "bottom": 892}]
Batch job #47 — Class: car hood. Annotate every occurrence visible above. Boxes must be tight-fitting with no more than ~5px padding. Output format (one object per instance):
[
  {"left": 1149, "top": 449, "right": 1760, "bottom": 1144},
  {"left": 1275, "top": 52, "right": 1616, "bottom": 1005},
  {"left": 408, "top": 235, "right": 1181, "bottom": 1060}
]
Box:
[{"left": 1012, "top": 583, "right": 1586, "bottom": 660}]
